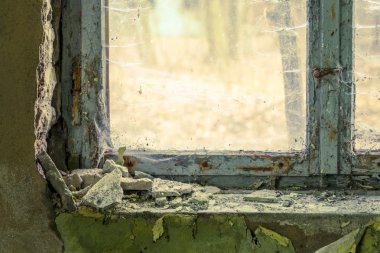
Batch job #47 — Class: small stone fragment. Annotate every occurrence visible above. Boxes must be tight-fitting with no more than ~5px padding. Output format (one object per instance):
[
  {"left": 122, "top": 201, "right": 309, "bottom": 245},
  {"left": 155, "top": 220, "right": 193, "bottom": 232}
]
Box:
[
  {"left": 155, "top": 197, "right": 168, "bottom": 207},
  {"left": 134, "top": 171, "right": 154, "bottom": 180},
  {"left": 120, "top": 178, "right": 153, "bottom": 191},
  {"left": 203, "top": 186, "right": 221, "bottom": 194},
  {"left": 68, "top": 185, "right": 76, "bottom": 191},
  {"left": 71, "top": 169, "right": 103, "bottom": 188},
  {"left": 282, "top": 200, "right": 292, "bottom": 207},
  {"left": 243, "top": 190, "right": 280, "bottom": 203},
  {"left": 64, "top": 173, "right": 83, "bottom": 190},
  {"left": 72, "top": 186, "right": 91, "bottom": 199},
  {"left": 82, "top": 169, "right": 123, "bottom": 209},
  {"left": 36, "top": 151, "right": 76, "bottom": 211},
  {"left": 152, "top": 178, "right": 193, "bottom": 198},
  {"left": 188, "top": 192, "right": 209, "bottom": 210},
  {"left": 169, "top": 197, "right": 183, "bottom": 208},
  {"left": 103, "top": 159, "right": 129, "bottom": 177}
]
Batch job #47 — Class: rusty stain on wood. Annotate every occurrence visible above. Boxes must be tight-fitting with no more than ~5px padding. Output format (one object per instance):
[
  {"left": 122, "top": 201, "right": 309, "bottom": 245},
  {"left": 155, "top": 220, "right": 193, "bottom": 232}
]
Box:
[
  {"left": 238, "top": 166, "right": 273, "bottom": 172},
  {"left": 199, "top": 160, "right": 212, "bottom": 171},
  {"left": 238, "top": 157, "right": 292, "bottom": 173},
  {"left": 123, "top": 155, "right": 137, "bottom": 168},
  {"left": 328, "top": 126, "right": 337, "bottom": 141},
  {"left": 72, "top": 61, "right": 81, "bottom": 125},
  {"left": 331, "top": 2, "right": 336, "bottom": 20}
]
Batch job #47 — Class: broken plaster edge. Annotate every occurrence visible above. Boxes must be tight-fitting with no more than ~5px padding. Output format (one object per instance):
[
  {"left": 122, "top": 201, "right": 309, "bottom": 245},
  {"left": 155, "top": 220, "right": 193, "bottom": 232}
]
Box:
[{"left": 35, "top": 0, "right": 58, "bottom": 176}]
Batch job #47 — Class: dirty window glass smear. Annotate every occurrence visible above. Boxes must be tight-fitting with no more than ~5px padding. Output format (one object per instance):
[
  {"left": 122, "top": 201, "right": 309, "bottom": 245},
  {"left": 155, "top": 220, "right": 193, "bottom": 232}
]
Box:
[{"left": 108, "top": 0, "right": 307, "bottom": 151}]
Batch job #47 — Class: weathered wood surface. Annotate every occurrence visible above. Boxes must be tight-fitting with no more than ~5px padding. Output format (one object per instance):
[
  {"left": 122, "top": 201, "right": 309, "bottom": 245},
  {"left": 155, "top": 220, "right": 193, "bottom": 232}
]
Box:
[
  {"left": 122, "top": 151, "right": 308, "bottom": 177},
  {"left": 61, "top": 0, "right": 111, "bottom": 169},
  {"left": 318, "top": 0, "right": 340, "bottom": 175}
]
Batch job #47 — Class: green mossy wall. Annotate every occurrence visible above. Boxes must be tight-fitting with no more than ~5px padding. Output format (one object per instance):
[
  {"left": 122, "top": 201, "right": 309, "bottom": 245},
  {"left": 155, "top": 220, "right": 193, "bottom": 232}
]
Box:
[
  {"left": 56, "top": 213, "right": 266, "bottom": 253},
  {"left": 56, "top": 212, "right": 380, "bottom": 253}
]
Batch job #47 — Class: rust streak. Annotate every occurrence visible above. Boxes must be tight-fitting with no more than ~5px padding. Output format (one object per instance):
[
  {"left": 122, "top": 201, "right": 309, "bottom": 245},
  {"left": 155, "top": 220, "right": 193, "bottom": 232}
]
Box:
[
  {"left": 199, "top": 160, "right": 213, "bottom": 171},
  {"left": 72, "top": 62, "right": 81, "bottom": 125},
  {"left": 238, "top": 166, "right": 273, "bottom": 172}
]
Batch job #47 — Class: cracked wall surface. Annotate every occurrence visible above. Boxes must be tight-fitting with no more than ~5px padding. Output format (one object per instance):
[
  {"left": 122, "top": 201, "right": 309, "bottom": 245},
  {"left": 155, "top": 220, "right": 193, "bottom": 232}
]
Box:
[{"left": 0, "top": 0, "right": 63, "bottom": 252}]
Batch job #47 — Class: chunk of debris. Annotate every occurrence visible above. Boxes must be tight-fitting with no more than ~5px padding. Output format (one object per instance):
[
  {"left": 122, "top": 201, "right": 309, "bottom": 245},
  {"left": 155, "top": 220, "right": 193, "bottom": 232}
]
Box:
[
  {"left": 64, "top": 173, "right": 83, "bottom": 190},
  {"left": 103, "top": 159, "right": 129, "bottom": 177},
  {"left": 188, "top": 192, "right": 209, "bottom": 210},
  {"left": 71, "top": 169, "right": 103, "bottom": 188},
  {"left": 243, "top": 190, "right": 280, "bottom": 203},
  {"left": 168, "top": 197, "right": 183, "bottom": 208},
  {"left": 155, "top": 197, "right": 168, "bottom": 207},
  {"left": 82, "top": 169, "right": 123, "bottom": 209},
  {"left": 72, "top": 186, "right": 91, "bottom": 199},
  {"left": 152, "top": 178, "right": 193, "bottom": 198},
  {"left": 36, "top": 151, "right": 76, "bottom": 211},
  {"left": 120, "top": 178, "right": 153, "bottom": 191},
  {"left": 314, "top": 228, "right": 366, "bottom": 253},
  {"left": 134, "top": 171, "right": 154, "bottom": 180},
  {"left": 254, "top": 226, "right": 296, "bottom": 253},
  {"left": 202, "top": 186, "right": 221, "bottom": 194},
  {"left": 282, "top": 200, "right": 293, "bottom": 207}
]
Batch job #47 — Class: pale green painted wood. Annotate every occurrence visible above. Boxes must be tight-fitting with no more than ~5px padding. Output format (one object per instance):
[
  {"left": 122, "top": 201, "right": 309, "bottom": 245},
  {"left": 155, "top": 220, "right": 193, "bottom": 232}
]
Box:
[
  {"left": 319, "top": 0, "right": 340, "bottom": 175},
  {"left": 307, "top": 0, "right": 321, "bottom": 175},
  {"left": 61, "top": 0, "right": 82, "bottom": 169},
  {"left": 80, "top": 0, "right": 111, "bottom": 168},
  {"left": 61, "top": 0, "right": 111, "bottom": 169}
]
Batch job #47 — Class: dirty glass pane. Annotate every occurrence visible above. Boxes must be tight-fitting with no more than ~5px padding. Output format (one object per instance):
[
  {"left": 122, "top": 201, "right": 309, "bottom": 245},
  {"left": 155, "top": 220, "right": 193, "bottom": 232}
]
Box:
[
  {"left": 355, "top": 0, "right": 380, "bottom": 151},
  {"left": 108, "top": 0, "right": 307, "bottom": 151}
]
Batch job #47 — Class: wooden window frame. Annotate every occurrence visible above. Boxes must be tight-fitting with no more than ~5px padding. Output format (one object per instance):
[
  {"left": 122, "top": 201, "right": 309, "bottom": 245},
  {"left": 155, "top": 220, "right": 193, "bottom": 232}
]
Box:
[{"left": 60, "top": 0, "right": 379, "bottom": 189}]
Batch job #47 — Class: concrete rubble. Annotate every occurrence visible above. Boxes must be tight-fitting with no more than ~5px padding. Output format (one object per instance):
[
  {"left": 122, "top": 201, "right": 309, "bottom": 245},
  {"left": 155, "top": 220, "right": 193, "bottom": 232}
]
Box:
[
  {"left": 243, "top": 190, "right": 280, "bottom": 203},
  {"left": 37, "top": 151, "right": 76, "bottom": 211},
  {"left": 82, "top": 169, "right": 123, "bottom": 209},
  {"left": 120, "top": 178, "right": 153, "bottom": 191},
  {"left": 61, "top": 159, "right": 213, "bottom": 211},
  {"left": 69, "top": 169, "right": 103, "bottom": 188},
  {"left": 152, "top": 178, "right": 193, "bottom": 198},
  {"left": 59, "top": 159, "right": 380, "bottom": 217},
  {"left": 103, "top": 159, "right": 129, "bottom": 177}
]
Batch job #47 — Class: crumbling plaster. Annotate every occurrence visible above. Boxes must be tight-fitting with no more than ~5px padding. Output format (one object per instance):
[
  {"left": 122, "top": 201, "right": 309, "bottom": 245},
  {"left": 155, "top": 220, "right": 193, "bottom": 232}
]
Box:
[{"left": 0, "top": 0, "right": 63, "bottom": 252}]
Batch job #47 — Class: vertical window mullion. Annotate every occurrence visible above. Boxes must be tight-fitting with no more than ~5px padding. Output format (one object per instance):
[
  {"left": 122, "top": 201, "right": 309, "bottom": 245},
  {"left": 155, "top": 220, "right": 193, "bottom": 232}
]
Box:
[
  {"left": 318, "top": 0, "right": 341, "bottom": 175},
  {"left": 308, "top": 0, "right": 353, "bottom": 176},
  {"left": 62, "top": 0, "right": 111, "bottom": 169}
]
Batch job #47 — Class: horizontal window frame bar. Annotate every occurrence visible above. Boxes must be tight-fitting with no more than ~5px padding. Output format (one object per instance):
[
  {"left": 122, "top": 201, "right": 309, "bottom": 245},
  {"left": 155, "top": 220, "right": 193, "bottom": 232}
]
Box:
[{"left": 123, "top": 151, "right": 308, "bottom": 177}]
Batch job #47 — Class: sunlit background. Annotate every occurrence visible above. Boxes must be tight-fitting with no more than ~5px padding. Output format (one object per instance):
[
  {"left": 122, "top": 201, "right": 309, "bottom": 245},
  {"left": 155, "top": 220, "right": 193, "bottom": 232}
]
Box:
[
  {"left": 355, "top": 0, "right": 380, "bottom": 151},
  {"left": 108, "top": 0, "right": 307, "bottom": 151}
]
